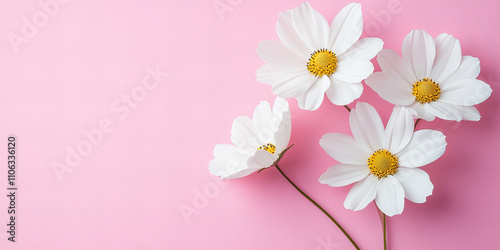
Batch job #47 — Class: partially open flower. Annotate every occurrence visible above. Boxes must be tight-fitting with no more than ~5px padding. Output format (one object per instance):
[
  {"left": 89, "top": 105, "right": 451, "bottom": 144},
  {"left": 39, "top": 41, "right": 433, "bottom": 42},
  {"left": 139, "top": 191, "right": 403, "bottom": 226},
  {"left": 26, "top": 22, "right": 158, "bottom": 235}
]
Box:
[
  {"left": 209, "top": 98, "right": 291, "bottom": 179},
  {"left": 319, "top": 102, "right": 447, "bottom": 216}
]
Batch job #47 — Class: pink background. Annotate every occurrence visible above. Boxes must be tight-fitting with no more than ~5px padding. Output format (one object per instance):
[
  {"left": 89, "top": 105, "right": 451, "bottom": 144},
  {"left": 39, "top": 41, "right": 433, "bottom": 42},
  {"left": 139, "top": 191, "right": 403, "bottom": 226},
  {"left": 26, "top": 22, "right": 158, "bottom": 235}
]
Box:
[{"left": 0, "top": 0, "right": 499, "bottom": 249}]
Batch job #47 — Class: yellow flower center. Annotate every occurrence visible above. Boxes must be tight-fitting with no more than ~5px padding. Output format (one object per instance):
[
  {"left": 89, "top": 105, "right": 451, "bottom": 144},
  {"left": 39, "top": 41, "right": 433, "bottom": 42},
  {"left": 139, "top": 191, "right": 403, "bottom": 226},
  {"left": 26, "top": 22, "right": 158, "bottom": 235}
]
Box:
[
  {"left": 412, "top": 78, "right": 441, "bottom": 104},
  {"left": 368, "top": 149, "right": 398, "bottom": 178},
  {"left": 258, "top": 143, "right": 276, "bottom": 154},
  {"left": 307, "top": 49, "right": 337, "bottom": 76}
]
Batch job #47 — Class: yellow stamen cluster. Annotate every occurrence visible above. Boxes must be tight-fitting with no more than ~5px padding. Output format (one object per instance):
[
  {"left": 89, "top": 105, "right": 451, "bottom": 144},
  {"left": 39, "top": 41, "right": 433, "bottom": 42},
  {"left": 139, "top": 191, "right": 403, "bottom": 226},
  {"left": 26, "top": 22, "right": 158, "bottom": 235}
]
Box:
[
  {"left": 368, "top": 149, "right": 398, "bottom": 179},
  {"left": 258, "top": 143, "right": 276, "bottom": 154},
  {"left": 307, "top": 49, "right": 337, "bottom": 76},
  {"left": 412, "top": 78, "right": 441, "bottom": 104}
]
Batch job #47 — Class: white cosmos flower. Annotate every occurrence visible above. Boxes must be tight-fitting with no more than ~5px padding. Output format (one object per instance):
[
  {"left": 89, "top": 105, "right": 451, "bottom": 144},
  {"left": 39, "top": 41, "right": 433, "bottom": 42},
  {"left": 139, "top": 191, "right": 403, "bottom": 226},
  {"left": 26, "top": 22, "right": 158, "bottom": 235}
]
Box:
[
  {"left": 256, "top": 2, "right": 383, "bottom": 111},
  {"left": 366, "top": 30, "right": 492, "bottom": 122},
  {"left": 319, "top": 102, "right": 447, "bottom": 216},
  {"left": 209, "top": 97, "right": 291, "bottom": 179}
]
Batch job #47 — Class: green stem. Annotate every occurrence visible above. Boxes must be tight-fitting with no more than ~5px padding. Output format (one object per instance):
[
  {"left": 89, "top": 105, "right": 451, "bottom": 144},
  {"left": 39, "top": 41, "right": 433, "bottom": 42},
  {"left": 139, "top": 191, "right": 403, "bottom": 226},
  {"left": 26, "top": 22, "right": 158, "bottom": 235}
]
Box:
[
  {"left": 383, "top": 214, "right": 387, "bottom": 250},
  {"left": 274, "top": 165, "right": 360, "bottom": 250}
]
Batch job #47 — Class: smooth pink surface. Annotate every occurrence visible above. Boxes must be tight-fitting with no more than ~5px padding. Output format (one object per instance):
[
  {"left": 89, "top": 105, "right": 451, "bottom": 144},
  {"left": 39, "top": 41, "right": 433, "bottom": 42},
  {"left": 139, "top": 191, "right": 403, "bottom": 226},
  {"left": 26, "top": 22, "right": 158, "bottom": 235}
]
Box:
[{"left": 0, "top": 0, "right": 499, "bottom": 249}]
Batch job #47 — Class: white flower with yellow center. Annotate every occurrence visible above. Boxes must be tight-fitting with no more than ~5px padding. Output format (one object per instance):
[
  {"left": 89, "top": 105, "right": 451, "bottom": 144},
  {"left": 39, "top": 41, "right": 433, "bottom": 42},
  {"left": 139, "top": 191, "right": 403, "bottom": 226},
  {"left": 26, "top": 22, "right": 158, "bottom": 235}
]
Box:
[
  {"left": 256, "top": 2, "right": 383, "bottom": 111},
  {"left": 365, "top": 30, "right": 492, "bottom": 121},
  {"left": 319, "top": 102, "right": 447, "bottom": 216},
  {"left": 209, "top": 98, "right": 291, "bottom": 179}
]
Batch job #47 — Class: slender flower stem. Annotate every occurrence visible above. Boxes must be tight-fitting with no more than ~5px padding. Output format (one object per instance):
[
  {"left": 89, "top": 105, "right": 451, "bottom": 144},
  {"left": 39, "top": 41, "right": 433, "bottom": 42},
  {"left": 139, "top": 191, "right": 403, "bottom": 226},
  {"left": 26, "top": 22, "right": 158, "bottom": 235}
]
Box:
[
  {"left": 344, "top": 105, "right": 352, "bottom": 112},
  {"left": 383, "top": 214, "right": 387, "bottom": 250},
  {"left": 414, "top": 118, "right": 421, "bottom": 130},
  {"left": 274, "top": 165, "right": 360, "bottom": 250}
]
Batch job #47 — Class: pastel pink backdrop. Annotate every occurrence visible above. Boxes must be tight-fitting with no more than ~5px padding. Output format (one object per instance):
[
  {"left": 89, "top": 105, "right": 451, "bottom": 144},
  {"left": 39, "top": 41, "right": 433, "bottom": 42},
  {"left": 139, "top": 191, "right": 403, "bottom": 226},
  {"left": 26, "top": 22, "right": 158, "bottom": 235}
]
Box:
[{"left": 0, "top": 0, "right": 498, "bottom": 249}]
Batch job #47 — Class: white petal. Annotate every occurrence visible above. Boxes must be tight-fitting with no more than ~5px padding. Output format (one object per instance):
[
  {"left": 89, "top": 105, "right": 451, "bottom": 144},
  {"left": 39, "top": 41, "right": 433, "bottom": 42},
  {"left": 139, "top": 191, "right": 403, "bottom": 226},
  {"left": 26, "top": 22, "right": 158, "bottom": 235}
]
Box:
[
  {"left": 320, "top": 133, "right": 371, "bottom": 165},
  {"left": 350, "top": 102, "right": 385, "bottom": 152},
  {"left": 425, "top": 101, "right": 464, "bottom": 121},
  {"left": 405, "top": 102, "right": 436, "bottom": 121},
  {"left": 454, "top": 105, "right": 481, "bottom": 121},
  {"left": 257, "top": 40, "right": 305, "bottom": 71},
  {"left": 247, "top": 149, "right": 277, "bottom": 170},
  {"left": 276, "top": 10, "right": 311, "bottom": 56},
  {"left": 256, "top": 65, "right": 299, "bottom": 86},
  {"left": 442, "top": 56, "right": 480, "bottom": 84},
  {"left": 272, "top": 72, "right": 316, "bottom": 98},
  {"left": 394, "top": 167, "right": 433, "bottom": 203},
  {"left": 274, "top": 111, "right": 291, "bottom": 153},
  {"left": 344, "top": 175, "right": 378, "bottom": 211},
  {"left": 326, "top": 78, "right": 363, "bottom": 105},
  {"left": 256, "top": 64, "right": 288, "bottom": 85},
  {"left": 365, "top": 72, "right": 415, "bottom": 105},
  {"left": 256, "top": 65, "right": 314, "bottom": 98},
  {"left": 271, "top": 98, "right": 291, "bottom": 151},
  {"left": 231, "top": 116, "right": 259, "bottom": 150},
  {"left": 272, "top": 97, "right": 290, "bottom": 117},
  {"left": 253, "top": 101, "right": 273, "bottom": 129},
  {"left": 253, "top": 101, "right": 274, "bottom": 144},
  {"left": 402, "top": 30, "right": 436, "bottom": 80},
  {"left": 384, "top": 107, "right": 414, "bottom": 154},
  {"left": 209, "top": 144, "right": 253, "bottom": 179},
  {"left": 333, "top": 59, "right": 374, "bottom": 83},
  {"left": 337, "top": 37, "right": 383, "bottom": 61},
  {"left": 430, "top": 33, "right": 462, "bottom": 83},
  {"left": 329, "top": 3, "right": 363, "bottom": 55},
  {"left": 375, "top": 175, "right": 405, "bottom": 216},
  {"left": 224, "top": 170, "right": 256, "bottom": 179},
  {"left": 290, "top": 2, "right": 330, "bottom": 51},
  {"left": 377, "top": 49, "right": 417, "bottom": 84},
  {"left": 397, "top": 129, "right": 446, "bottom": 168},
  {"left": 213, "top": 144, "right": 252, "bottom": 160},
  {"left": 296, "top": 75, "right": 331, "bottom": 111},
  {"left": 319, "top": 164, "right": 370, "bottom": 187},
  {"left": 440, "top": 79, "right": 492, "bottom": 106}
]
